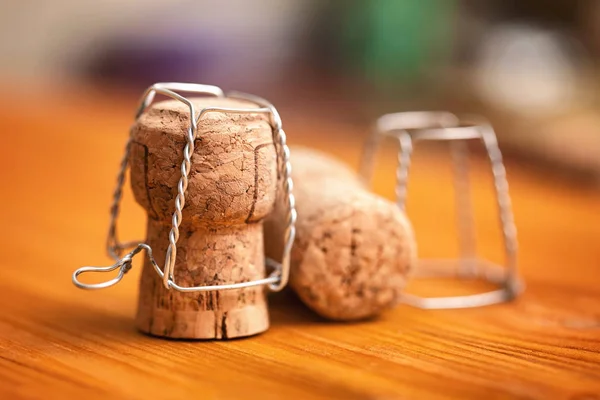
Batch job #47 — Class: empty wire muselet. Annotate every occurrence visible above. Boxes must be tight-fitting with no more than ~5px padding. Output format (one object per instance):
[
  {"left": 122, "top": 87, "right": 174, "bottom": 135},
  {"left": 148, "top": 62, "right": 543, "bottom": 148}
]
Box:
[
  {"left": 360, "top": 111, "right": 523, "bottom": 309},
  {"left": 73, "top": 83, "right": 297, "bottom": 293}
]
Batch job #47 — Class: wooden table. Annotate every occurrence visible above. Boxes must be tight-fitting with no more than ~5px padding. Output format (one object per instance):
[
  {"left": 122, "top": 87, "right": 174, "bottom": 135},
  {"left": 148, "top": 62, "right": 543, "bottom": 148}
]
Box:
[{"left": 1, "top": 87, "right": 599, "bottom": 399}]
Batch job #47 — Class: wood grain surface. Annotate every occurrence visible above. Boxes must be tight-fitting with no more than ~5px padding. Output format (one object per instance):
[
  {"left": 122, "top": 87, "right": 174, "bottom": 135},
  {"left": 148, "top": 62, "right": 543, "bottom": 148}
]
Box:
[{"left": 0, "top": 86, "right": 599, "bottom": 399}]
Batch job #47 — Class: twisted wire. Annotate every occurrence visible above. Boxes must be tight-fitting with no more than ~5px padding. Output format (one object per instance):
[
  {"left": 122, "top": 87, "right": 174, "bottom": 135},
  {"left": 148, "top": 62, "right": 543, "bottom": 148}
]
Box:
[
  {"left": 163, "top": 125, "right": 196, "bottom": 288},
  {"left": 106, "top": 137, "right": 134, "bottom": 260},
  {"left": 394, "top": 133, "right": 413, "bottom": 210},
  {"left": 481, "top": 127, "right": 519, "bottom": 285},
  {"left": 270, "top": 127, "right": 297, "bottom": 291}
]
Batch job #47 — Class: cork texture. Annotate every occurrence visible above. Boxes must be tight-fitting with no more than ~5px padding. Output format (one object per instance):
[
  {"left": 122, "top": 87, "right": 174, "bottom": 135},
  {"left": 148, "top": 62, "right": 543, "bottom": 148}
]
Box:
[
  {"left": 129, "top": 97, "right": 277, "bottom": 339},
  {"left": 264, "top": 147, "right": 416, "bottom": 321}
]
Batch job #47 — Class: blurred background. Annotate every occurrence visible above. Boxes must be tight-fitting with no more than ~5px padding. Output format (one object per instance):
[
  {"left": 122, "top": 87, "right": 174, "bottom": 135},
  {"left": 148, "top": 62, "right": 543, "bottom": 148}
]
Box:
[
  {"left": 0, "top": 0, "right": 599, "bottom": 178},
  {"left": 0, "top": 0, "right": 598, "bottom": 348}
]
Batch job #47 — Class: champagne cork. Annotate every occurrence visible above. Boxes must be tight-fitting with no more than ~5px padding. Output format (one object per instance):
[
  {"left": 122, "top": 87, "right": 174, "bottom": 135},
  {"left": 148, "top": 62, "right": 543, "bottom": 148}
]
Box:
[
  {"left": 264, "top": 147, "right": 416, "bottom": 321},
  {"left": 129, "top": 97, "right": 277, "bottom": 339}
]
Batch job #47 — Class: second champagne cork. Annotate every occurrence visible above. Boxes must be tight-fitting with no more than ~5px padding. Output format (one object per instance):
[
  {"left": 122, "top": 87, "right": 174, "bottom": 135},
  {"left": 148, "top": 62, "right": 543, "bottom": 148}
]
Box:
[{"left": 265, "top": 147, "right": 416, "bottom": 321}]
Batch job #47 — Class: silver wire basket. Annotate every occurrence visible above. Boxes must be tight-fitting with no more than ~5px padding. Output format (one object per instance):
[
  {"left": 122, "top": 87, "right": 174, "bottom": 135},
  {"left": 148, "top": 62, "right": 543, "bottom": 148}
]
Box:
[{"left": 360, "top": 111, "right": 523, "bottom": 309}]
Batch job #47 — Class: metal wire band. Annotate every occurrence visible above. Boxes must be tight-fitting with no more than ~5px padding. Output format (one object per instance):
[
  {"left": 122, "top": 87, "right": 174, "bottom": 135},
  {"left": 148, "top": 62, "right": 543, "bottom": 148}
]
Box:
[
  {"left": 73, "top": 83, "right": 296, "bottom": 292},
  {"left": 359, "top": 111, "right": 521, "bottom": 309}
]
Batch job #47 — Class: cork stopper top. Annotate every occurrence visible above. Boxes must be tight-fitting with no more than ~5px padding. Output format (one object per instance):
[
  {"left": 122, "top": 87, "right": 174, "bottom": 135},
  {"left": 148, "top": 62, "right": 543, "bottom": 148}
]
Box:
[
  {"left": 137, "top": 97, "right": 271, "bottom": 142},
  {"left": 129, "top": 96, "right": 278, "bottom": 226}
]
